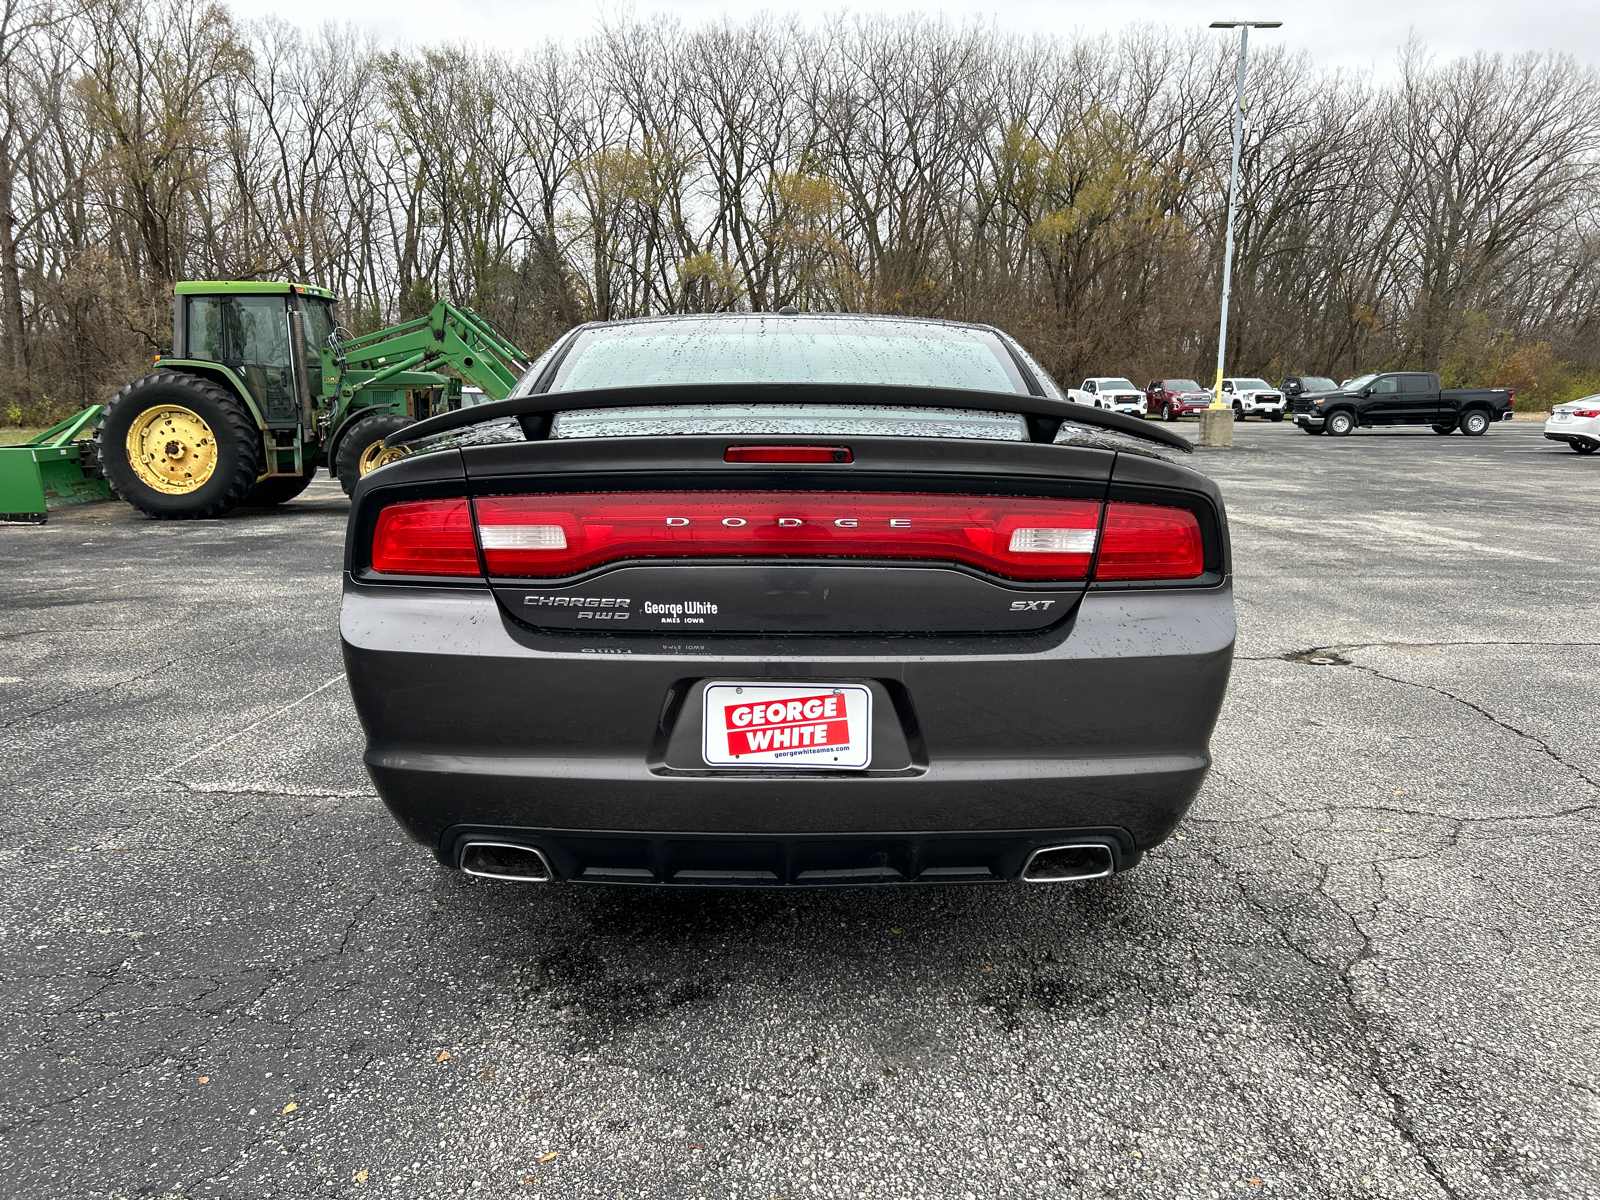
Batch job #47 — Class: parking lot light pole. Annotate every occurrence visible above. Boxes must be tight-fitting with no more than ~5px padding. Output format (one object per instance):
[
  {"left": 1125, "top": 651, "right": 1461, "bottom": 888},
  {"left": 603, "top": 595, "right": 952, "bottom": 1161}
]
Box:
[{"left": 1208, "top": 19, "right": 1280, "bottom": 417}]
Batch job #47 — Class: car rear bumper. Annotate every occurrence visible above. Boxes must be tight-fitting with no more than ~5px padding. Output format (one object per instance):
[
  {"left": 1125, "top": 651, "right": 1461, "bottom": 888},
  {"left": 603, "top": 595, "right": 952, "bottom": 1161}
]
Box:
[
  {"left": 441, "top": 824, "right": 1140, "bottom": 885},
  {"left": 1545, "top": 429, "right": 1599, "bottom": 446},
  {"left": 341, "top": 580, "right": 1234, "bottom": 879}
]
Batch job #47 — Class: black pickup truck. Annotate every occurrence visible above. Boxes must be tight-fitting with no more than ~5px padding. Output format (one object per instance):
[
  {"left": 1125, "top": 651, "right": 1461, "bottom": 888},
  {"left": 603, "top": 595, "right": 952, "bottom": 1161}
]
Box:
[{"left": 1291, "top": 372, "right": 1514, "bottom": 437}]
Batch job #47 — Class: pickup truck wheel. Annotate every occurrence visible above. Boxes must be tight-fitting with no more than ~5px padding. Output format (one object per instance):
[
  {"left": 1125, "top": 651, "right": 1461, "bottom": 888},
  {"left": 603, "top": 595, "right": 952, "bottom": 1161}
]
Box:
[
  {"left": 1325, "top": 410, "right": 1355, "bottom": 436},
  {"left": 1431, "top": 422, "right": 1455, "bottom": 434},
  {"left": 1162, "top": 402, "right": 1174, "bottom": 421},
  {"left": 1302, "top": 424, "right": 1323, "bottom": 435},
  {"left": 1270, "top": 411, "right": 1283, "bottom": 423},
  {"left": 1458, "top": 409, "right": 1490, "bottom": 436}
]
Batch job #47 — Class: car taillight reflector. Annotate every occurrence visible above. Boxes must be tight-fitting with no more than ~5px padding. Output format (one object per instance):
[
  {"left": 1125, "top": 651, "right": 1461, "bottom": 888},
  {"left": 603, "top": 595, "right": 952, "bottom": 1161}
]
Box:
[
  {"left": 1095, "top": 503, "right": 1204, "bottom": 580},
  {"left": 725, "top": 445, "right": 852, "bottom": 463},
  {"left": 473, "top": 491, "right": 1102, "bottom": 580},
  {"left": 1571, "top": 407, "right": 1600, "bottom": 418},
  {"left": 370, "top": 498, "right": 479, "bottom": 576}
]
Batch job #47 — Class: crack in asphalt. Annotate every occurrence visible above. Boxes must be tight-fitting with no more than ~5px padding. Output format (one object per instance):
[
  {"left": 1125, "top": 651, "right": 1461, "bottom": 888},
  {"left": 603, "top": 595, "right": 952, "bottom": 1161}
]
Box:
[
  {"left": 1208, "top": 848, "right": 1461, "bottom": 1200},
  {"left": 1, "top": 653, "right": 200, "bottom": 730},
  {"left": 1279, "top": 645, "right": 1600, "bottom": 791}
]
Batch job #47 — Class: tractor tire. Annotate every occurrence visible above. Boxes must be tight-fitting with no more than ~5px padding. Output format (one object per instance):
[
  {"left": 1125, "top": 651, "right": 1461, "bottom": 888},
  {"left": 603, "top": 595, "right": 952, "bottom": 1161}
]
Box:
[
  {"left": 1458, "top": 409, "right": 1490, "bottom": 436},
  {"left": 96, "top": 372, "right": 260, "bottom": 519},
  {"left": 1325, "top": 410, "right": 1356, "bottom": 436},
  {"left": 336, "top": 413, "right": 415, "bottom": 496},
  {"left": 241, "top": 465, "right": 318, "bottom": 506}
]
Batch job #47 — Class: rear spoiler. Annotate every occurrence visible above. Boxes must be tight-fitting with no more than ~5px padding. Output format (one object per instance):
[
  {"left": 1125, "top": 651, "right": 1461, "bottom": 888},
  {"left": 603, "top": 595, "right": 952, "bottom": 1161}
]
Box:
[{"left": 388, "top": 382, "right": 1193, "bottom": 454}]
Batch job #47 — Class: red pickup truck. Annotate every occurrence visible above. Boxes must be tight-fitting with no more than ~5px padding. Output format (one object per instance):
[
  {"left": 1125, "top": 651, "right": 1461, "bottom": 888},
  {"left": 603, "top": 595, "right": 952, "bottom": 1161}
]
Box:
[{"left": 1145, "top": 379, "right": 1214, "bottom": 421}]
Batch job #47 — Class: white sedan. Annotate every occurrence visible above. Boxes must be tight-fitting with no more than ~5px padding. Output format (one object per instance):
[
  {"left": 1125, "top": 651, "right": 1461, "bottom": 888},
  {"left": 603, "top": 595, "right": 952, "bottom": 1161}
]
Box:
[
  {"left": 1544, "top": 397, "right": 1600, "bottom": 454},
  {"left": 1068, "top": 377, "right": 1146, "bottom": 416}
]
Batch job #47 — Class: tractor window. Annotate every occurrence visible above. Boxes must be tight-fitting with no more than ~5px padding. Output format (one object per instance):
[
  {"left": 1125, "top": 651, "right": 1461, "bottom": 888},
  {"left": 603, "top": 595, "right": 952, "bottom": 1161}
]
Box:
[
  {"left": 186, "top": 297, "right": 226, "bottom": 362},
  {"left": 229, "top": 297, "right": 296, "bottom": 421},
  {"left": 298, "top": 299, "right": 336, "bottom": 399}
]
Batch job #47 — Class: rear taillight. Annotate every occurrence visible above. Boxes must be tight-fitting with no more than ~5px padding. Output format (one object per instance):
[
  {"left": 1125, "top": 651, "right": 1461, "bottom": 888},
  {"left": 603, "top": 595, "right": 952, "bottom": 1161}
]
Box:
[
  {"left": 1572, "top": 407, "right": 1600, "bottom": 419},
  {"left": 370, "top": 498, "right": 478, "bottom": 576},
  {"left": 1096, "top": 503, "right": 1204, "bottom": 580},
  {"left": 474, "top": 491, "right": 1102, "bottom": 580},
  {"left": 367, "top": 494, "right": 1210, "bottom": 583}
]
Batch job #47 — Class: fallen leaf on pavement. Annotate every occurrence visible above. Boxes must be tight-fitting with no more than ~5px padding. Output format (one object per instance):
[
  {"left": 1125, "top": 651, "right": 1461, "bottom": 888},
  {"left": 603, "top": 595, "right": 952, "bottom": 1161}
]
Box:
[
  {"left": 282, "top": 1101, "right": 298, "bottom": 1113},
  {"left": 198, "top": 1077, "right": 209, "bottom": 1085},
  {"left": 537, "top": 1151, "right": 559, "bottom": 1164},
  {"left": 355, "top": 1168, "right": 369, "bottom": 1183},
  {"left": 436, "top": 1050, "right": 452, "bottom": 1063}
]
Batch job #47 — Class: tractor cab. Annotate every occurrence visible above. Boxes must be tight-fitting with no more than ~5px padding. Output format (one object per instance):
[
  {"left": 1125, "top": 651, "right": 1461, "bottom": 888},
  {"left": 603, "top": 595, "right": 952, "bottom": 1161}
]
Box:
[{"left": 171, "top": 282, "right": 337, "bottom": 426}]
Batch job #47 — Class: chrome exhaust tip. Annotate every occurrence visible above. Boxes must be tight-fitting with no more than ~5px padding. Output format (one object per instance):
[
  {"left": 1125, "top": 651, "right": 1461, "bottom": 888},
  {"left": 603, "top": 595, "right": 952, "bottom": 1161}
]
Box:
[
  {"left": 459, "top": 841, "right": 555, "bottom": 883},
  {"left": 1020, "top": 842, "right": 1115, "bottom": 883}
]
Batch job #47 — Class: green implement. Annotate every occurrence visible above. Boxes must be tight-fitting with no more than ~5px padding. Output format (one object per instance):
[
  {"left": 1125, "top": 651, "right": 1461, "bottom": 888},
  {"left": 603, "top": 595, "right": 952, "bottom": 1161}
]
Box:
[{"left": 0, "top": 406, "right": 110, "bottom": 522}]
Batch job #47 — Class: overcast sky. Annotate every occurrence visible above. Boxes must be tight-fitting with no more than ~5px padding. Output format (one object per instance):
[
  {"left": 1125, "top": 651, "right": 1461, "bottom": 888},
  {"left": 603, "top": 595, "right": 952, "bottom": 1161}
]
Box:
[{"left": 222, "top": 0, "right": 1598, "bottom": 74}]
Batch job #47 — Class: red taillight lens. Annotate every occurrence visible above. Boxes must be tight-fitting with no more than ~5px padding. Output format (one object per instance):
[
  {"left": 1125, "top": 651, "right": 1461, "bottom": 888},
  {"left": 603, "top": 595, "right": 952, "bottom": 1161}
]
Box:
[
  {"left": 1572, "top": 407, "right": 1600, "bottom": 418},
  {"left": 1095, "top": 502, "right": 1204, "bottom": 580},
  {"left": 474, "top": 491, "right": 1102, "bottom": 580},
  {"left": 370, "top": 499, "right": 479, "bottom": 576},
  {"left": 725, "top": 445, "right": 852, "bottom": 463}
]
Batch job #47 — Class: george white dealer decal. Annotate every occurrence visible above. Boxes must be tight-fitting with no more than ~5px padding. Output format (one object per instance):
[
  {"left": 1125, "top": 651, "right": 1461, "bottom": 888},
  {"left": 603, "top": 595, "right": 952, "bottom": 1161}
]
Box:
[{"left": 702, "top": 683, "right": 872, "bottom": 769}]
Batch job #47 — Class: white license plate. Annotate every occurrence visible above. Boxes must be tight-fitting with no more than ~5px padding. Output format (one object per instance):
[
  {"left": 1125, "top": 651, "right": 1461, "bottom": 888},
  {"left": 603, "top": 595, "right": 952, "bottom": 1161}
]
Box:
[
  {"left": 1552, "top": 413, "right": 1571, "bottom": 422},
  {"left": 702, "top": 683, "right": 872, "bottom": 769}
]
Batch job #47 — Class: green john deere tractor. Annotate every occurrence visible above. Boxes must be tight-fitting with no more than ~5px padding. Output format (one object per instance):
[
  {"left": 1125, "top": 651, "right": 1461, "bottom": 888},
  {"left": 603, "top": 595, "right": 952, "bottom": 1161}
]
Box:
[{"left": 81, "top": 280, "right": 530, "bottom": 520}]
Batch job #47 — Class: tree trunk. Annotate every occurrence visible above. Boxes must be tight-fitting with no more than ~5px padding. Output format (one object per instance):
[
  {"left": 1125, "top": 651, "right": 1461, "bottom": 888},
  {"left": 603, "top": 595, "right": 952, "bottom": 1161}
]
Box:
[{"left": 0, "top": 166, "right": 26, "bottom": 371}]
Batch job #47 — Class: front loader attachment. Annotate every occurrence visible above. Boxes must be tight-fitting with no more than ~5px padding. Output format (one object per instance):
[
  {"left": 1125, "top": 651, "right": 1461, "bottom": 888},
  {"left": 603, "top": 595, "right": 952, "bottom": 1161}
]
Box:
[{"left": 0, "top": 406, "right": 111, "bottom": 522}]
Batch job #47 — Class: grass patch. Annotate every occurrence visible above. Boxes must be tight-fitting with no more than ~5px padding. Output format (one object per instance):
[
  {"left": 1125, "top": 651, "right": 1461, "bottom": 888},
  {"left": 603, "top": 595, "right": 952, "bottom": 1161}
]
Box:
[{"left": 0, "top": 428, "right": 46, "bottom": 446}]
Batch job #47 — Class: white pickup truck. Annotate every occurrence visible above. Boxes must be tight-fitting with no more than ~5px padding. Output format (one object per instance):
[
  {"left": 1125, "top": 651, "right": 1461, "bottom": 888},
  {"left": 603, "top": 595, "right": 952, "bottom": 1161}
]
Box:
[
  {"left": 1067, "top": 377, "right": 1147, "bottom": 416},
  {"left": 1221, "top": 378, "right": 1287, "bottom": 421}
]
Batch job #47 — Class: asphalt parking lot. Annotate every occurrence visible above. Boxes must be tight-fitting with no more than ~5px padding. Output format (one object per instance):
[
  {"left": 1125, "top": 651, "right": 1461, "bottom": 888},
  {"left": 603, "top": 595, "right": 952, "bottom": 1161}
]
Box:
[{"left": 2, "top": 418, "right": 1596, "bottom": 1200}]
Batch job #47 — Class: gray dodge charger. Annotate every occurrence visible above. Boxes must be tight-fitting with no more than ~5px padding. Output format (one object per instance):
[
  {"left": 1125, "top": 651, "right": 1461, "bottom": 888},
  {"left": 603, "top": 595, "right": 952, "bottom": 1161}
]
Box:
[{"left": 340, "top": 313, "right": 1234, "bottom": 887}]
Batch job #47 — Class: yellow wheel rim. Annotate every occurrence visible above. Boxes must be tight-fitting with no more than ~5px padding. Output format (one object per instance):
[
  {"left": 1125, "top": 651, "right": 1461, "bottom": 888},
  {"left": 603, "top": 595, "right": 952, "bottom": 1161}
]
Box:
[
  {"left": 357, "top": 439, "right": 408, "bottom": 476},
  {"left": 126, "top": 405, "right": 218, "bottom": 494}
]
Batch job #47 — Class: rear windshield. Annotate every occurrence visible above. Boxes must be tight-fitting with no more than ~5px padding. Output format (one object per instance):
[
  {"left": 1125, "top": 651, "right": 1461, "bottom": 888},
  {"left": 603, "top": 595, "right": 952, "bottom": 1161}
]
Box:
[
  {"left": 542, "top": 317, "right": 1030, "bottom": 395},
  {"left": 552, "top": 404, "right": 1027, "bottom": 442}
]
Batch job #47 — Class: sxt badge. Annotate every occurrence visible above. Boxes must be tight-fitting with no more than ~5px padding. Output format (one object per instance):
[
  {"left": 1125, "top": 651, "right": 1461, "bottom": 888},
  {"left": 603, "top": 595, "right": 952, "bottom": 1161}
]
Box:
[{"left": 1010, "top": 600, "right": 1057, "bottom": 611}]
